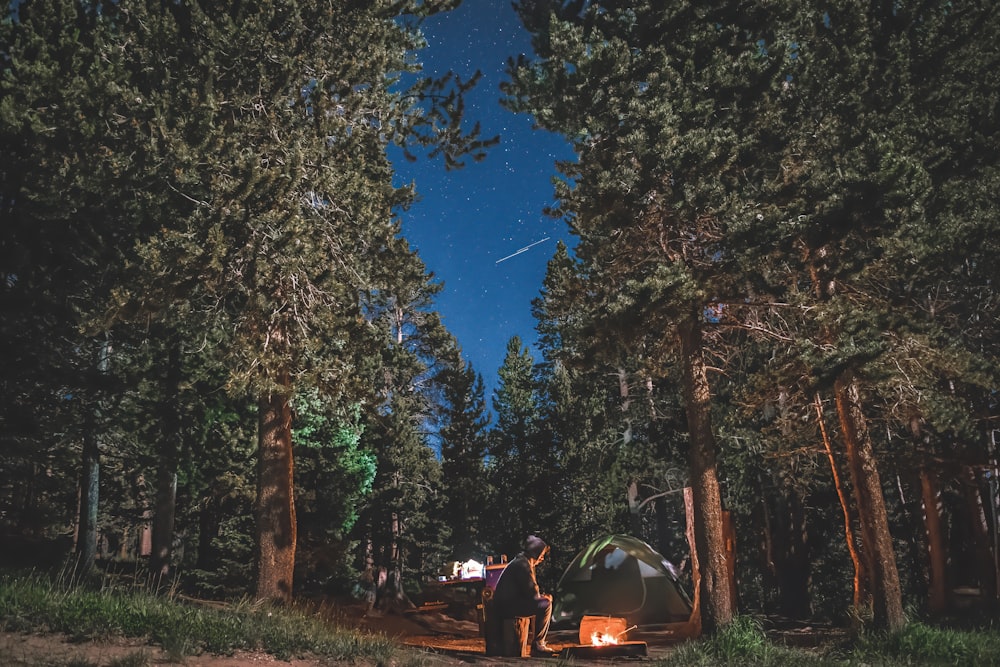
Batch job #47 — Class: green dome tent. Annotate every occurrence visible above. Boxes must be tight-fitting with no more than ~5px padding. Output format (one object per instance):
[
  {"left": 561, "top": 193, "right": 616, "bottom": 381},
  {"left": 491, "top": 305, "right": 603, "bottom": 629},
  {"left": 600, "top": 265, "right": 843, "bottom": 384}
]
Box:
[{"left": 551, "top": 534, "right": 693, "bottom": 629}]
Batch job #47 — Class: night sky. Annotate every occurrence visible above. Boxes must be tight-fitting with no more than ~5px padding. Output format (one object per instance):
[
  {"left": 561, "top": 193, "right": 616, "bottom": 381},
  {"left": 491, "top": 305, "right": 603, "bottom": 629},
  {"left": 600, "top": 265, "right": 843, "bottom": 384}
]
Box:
[{"left": 391, "top": 1, "right": 575, "bottom": 397}]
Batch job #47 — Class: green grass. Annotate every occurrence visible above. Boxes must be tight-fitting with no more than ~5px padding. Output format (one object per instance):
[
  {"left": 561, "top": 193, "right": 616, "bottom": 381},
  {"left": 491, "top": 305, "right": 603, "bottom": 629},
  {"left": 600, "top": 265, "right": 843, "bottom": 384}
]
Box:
[
  {"left": 851, "top": 620, "right": 1000, "bottom": 666},
  {"left": 656, "top": 616, "right": 839, "bottom": 666},
  {"left": 5, "top": 570, "right": 1000, "bottom": 667},
  {"left": 0, "top": 570, "right": 400, "bottom": 664},
  {"left": 653, "top": 615, "right": 1000, "bottom": 666}
]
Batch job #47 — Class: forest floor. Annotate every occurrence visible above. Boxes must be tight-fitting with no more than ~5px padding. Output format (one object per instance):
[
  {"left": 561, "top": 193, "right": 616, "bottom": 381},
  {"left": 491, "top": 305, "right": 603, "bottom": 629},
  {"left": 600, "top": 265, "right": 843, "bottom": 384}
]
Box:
[
  {"left": 0, "top": 601, "right": 845, "bottom": 667},
  {"left": 0, "top": 577, "right": 847, "bottom": 667},
  {"left": 0, "top": 597, "right": 708, "bottom": 666}
]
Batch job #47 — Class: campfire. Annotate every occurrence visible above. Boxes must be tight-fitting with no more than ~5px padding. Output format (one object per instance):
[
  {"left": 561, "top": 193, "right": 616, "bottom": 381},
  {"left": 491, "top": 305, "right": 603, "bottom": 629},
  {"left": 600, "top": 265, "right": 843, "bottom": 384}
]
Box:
[
  {"left": 579, "top": 615, "right": 632, "bottom": 645},
  {"left": 590, "top": 630, "right": 621, "bottom": 646},
  {"left": 560, "top": 616, "right": 648, "bottom": 659}
]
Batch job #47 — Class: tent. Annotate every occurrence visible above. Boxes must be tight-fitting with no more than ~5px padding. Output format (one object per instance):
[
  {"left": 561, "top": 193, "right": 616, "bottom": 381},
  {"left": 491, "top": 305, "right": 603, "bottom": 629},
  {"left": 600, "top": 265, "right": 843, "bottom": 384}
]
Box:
[{"left": 551, "top": 534, "right": 693, "bottom": 629}]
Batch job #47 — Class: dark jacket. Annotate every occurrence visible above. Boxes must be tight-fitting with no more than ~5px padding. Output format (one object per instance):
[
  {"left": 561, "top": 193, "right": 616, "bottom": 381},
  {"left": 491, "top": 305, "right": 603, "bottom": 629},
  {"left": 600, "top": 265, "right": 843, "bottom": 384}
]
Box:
[{"left": 493, "top": 554, "right": 541, "bottom": 617}]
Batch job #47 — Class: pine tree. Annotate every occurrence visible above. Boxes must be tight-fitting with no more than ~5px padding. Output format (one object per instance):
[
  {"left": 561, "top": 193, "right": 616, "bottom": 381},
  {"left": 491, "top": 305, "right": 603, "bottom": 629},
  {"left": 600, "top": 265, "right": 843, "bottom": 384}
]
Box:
[
  {"left": 734, "top": 0, "right": 1000, "bottom": 628},
  {"left": 292, "top": 390, "right": 375, "bottom": 589},
  {"left": 487, "top": 336, "right": 557, "bottom": 555},
  {"left": 503, "top": 0, "right": 795, "bottom": 631},
  {"left": 0, "top": 0, "right": 138, "bottom": 573},
  {"left": 84, "top": 0, "right": 493, "bottom": 602},
  {"left": 437, "top": 353, "right": 492, "bottom": 560},
  {"left": 532, "top": 242, "right": 688, "bottom": 555},
  {"left": 350, "top": 240, "right": 456, "bottom": 609}
]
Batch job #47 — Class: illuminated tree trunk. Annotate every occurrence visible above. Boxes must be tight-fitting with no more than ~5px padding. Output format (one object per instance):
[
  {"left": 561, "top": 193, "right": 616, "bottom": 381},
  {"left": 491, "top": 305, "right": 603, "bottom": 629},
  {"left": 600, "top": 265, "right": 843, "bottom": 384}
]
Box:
[
  {"left": 255, "top": 369, "right": 296, "bottom": 603},
  {"left": 834, "top": 375, "right": 904, "bottom": 631},
  {"left": 678, "top": 318, "right": 734, "bottom": 633},
  {"left": 684, "top": 486, "right": 702, "bottom": 635},
  {"left": 815, "top": 392, "right": 868, "bottom": 609}
]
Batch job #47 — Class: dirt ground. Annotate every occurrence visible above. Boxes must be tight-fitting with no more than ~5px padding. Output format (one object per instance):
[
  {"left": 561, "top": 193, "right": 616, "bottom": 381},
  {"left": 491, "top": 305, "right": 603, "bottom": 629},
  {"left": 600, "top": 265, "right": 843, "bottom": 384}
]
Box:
[
  {"left": 0, "top": 631, "right": 330, "bottom": 667},
  {"left": 0, "top": 602, "right": 696, "bottom": 666}
]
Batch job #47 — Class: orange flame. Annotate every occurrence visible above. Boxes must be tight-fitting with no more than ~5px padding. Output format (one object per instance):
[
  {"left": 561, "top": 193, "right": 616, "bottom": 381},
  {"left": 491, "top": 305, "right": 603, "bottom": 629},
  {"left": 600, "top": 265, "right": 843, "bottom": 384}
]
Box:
[{"left": 590, "top": 631, "right": 619, "bottom": 646}]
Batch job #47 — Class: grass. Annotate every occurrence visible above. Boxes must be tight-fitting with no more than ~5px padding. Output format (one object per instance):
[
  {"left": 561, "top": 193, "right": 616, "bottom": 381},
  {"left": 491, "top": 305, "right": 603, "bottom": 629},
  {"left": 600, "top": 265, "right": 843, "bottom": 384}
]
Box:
[
  {"left": 653, "top": 614, "right": 1000, "bottom": 666},
  {"left": 852, "top": 619, "right": 1000, "bottom": 665},
  {"left": 655, "top": 616, "right": 838, "bottom": 666},
  {"left": 0, "top": 569, "right": 400, "bottom": 665},
  {"left": 4, "top": 569, "right": 1000, "bottom": 666}
]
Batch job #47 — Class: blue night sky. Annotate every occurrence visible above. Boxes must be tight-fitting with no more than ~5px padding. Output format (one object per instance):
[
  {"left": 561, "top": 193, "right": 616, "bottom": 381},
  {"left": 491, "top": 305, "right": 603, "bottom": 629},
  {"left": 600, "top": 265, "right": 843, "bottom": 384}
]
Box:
[{"left": 391, "top": 1, "right": 576, "bottom": 397}]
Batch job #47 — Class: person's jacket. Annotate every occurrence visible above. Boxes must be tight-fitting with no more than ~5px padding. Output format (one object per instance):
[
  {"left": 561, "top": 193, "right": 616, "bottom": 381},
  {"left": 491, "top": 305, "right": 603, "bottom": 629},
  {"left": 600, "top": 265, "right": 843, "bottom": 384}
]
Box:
[{"left": 493, "top": 554, "right": 539, "bottom": 612}]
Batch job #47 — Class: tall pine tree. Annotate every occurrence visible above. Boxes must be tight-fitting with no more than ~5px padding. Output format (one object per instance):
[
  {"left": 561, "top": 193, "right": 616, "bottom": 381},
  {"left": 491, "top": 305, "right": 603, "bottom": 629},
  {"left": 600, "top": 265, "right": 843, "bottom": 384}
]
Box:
[
  {"left": 503, "top": 0, "right": 796, "bottom": 630},
  {"left": 94, "top": 0, "right": 492, "bottom": 602}
]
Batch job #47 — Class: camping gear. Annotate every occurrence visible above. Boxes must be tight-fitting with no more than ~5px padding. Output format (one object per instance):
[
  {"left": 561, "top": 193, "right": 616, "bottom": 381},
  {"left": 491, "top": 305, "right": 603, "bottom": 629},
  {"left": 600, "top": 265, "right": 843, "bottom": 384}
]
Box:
[{"left": 551, "top": 534, "right": 693, "bottom": 629}]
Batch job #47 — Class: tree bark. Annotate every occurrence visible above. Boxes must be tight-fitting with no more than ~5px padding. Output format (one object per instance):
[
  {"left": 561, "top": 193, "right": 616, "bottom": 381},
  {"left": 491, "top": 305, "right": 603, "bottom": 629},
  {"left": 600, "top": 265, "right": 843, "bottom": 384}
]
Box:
[
  {"left": 684, "top": 486, "right": 702, "bottom": 636},
  {"left": 255, "top": 369, "right": 297, "bottom": 603},
  {"left": 375, "top": 565, "right": 414, "bottom": 613},
  {"left": 721, "top": 509, "right": 739, "bottom": 612},
  {"left": 375, "top": 497, "right": 415, "bottom": 613},
  {"left": 75, "top": 423, "right": 100, "bottom": 574},
  {"left": 834, "top": 375, "right": 905, "bottom": 631},
  {"left": 677, "top": 318, "right": 734, "bottom": 633},
  {"left": 814, "top": 392, "right": 868, "bottom": 609},
  {"left": 75, "top": 339, "right": 111, "bottom": 575},
  {"left": 919, "top": 468, "right": 948, "bottom": 615}
]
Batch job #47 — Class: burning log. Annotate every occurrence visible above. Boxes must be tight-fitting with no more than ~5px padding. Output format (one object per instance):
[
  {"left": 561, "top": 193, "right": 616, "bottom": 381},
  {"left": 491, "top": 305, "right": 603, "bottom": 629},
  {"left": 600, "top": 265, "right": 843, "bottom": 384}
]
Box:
[
  {"left": 562, "top": 615, "right": 647, "bottom": 658},
  {"left": 561, "top": 642, "right": 648, "bottom": 659}
]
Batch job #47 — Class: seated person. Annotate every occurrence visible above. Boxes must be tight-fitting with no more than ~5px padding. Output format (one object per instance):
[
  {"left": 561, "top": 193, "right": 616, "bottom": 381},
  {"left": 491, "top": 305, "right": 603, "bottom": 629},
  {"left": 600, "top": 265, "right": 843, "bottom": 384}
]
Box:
[{"left": 493, "top": 535, "right": 556, "bottom": 657}]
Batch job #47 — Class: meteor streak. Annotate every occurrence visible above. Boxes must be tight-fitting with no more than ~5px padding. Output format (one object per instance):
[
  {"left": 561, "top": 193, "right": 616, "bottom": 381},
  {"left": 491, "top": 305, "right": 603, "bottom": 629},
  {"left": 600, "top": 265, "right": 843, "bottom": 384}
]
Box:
[{"left": 495, "top": 237, "right": 551, "bottom": 264}]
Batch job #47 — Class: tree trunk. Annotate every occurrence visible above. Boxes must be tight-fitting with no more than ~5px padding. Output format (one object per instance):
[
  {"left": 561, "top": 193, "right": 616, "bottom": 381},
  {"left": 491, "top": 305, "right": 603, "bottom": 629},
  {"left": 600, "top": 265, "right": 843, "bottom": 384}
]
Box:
[
  {"left": 197, "top": 491, "right": 222, "bottom": 570},
  {"left": 75, "top": 423, "right": 100, "bottom": 574},
  {"left": 75, "top": 339, "right": 111, "bottom": 575},
  {"left": 684, "top": 486, "right": 702, "bottom": 636},
  {"left": 962, "top": 466, "right": 999, "bottom": 607},
  {"left": 150, "top": 342, "right": 182, "bottom": 581},
  {"left": 623, "top": 368, "right": 643, "bottom": 537},
  {"left": 814, "top": 392, "right": 868, "bottom": 609},
  {"left": 919, "top": 468, "right": 948, "bottom": 615},
  {"left": 758, "top": 493, "right": 779, "bottom": 614},
  {"left": 375, "top": 565, "right": 414, "bottom": 613},
  {"left": 721, "top": 510, "right": 739, "bottom": 612},
  {"left": 626, "top": 481, "right": 644, "bottom": 536},
  {"left": 655, "top": 494, "right": 673, "bottom": 564},
  {"left": 617, "top": 366, "right": 633, "bottom": 445},
  {"left": 375, "top": 503, "right": 415, "bottom": 613},
  {"left": 677, "top": 318, "right": 734, "bottom": 633},
  {"left": 16, "top": 464, "right": 40, "bottom": 535},
  {"left": 255, "top": 370, "right": 297, "bottom": 603},
  {"left": 150, "top": 469, "right": 177, "bottom": 580},
  {"left": 981, "top": 408, "right": 1000, "bottom": 603},
  {"left": 834, "top": 375, "right": 905, "bottom": 631}
]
